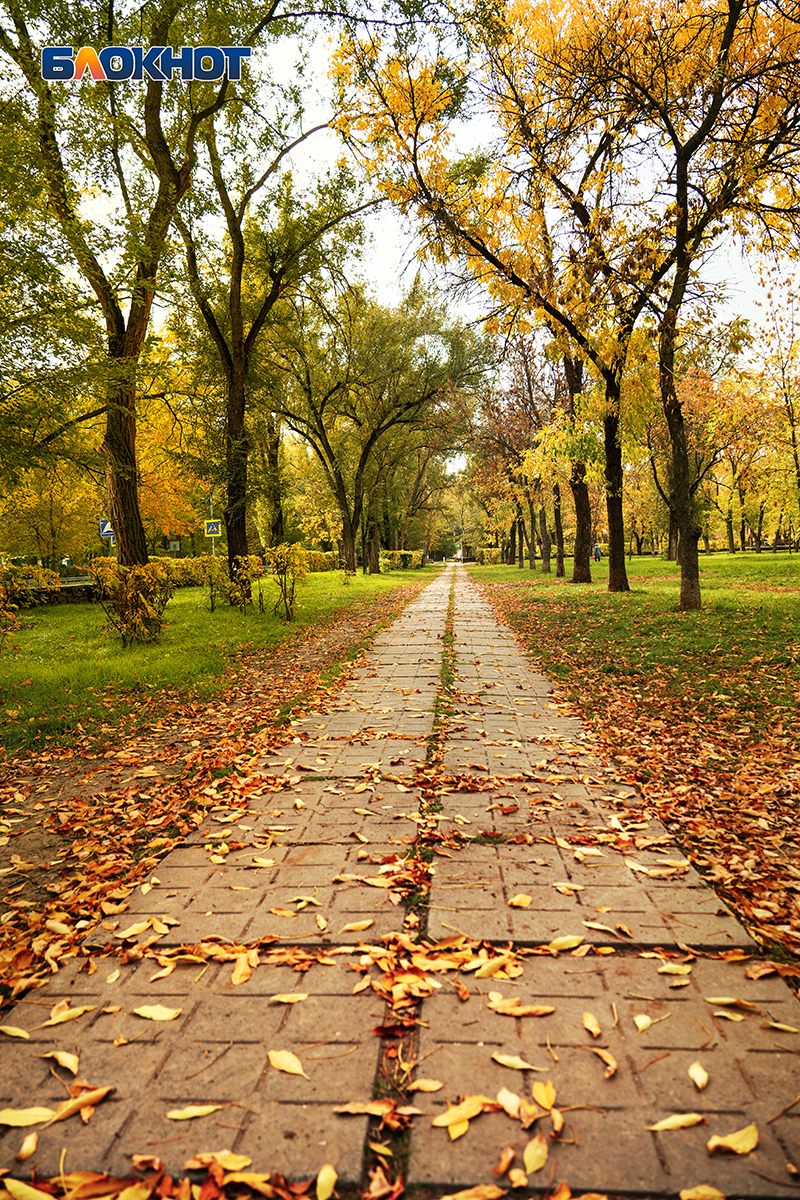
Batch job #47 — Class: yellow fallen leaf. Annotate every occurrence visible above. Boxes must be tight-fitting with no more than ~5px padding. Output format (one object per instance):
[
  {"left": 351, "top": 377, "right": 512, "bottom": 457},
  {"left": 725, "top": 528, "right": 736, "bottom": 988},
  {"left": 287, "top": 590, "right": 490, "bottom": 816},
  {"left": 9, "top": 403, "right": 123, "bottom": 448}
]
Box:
[
  {"left": 474, "top": 953, "right": 514, "bottom": 978},
  {"left": 41, "top": 1051, "right": 79, "bottom": 1075},
  {"left": 166, "top": 1105, "right": 223, "bottom": 1120},
  {"left": 704, "top": 997, "right": 759, "bottom": 1012},
  {"left": 0, "top": 1026, "right": 30, "bottom": 1039},
  {"left": 316, "top": 914, "right": 328, "bottom": 931},
  {"left": 508, "top": 894, "right": 532, "bottom": 908},
  {"left": 492, "top": 1053, "right": 541, "bottom": 1071},
  {"left": 551, "top": 1106, "right": 564, "bottom": 1133},
  {"left": 439, "top": 1189, "right": 505, "bottom": 1200},
  {"left": 587, "top": 1047, "right": 617, "bottom": 1078},
  {"left": 647, "top": 1113, "right": 705, "bottom": 1131},
  {"left": 16, "top": 1131, "right": 38, "bottom": 1162},
  {"left": 761, "top": 1021, "right": 798, "bottom": 1033},
  {"left": 368, "top": 1143, "right": 393, "bottom": 1157},
  {"left": 270, "top": 993, "right": 308, "bottom": 1004},
  {"left": 546, "top": 935, "right": 584, "bottom": 952},
  {"left": 316, "top": 1165, "right": 337, "bottom": 1200},
  {"left": 522, "top": 1132, "right": 548, "bottom": 1174},
  {"left": 268, "top": 1049, "right": 309, "bottom": 1079},
  {"left": 532, "top": 1081, "right": 556, "bottom": 1111},
  {"left": 231, "top": 955, "right": 252, "bottom": 986},
  {"left": 495, "top": 1088, "right": 521, "bottom": 1119},
  {"left": 679, "top": 1189, "right": 726, "bottom": 1200},
  {"left": 508, "top": 1168, "right": 528, "bottom": 1188},
  {"left": 0, "top": 1107, "right": 56, "bottom": 1128},
  {"left": 40, "top": 1086, "right": 114, "bottom": 1130},
  {"left": 184, "top": 1152, "right": 253, "bottom": 1170},
  {"left": 432, "top": 1095, "right": 487, "bottom": 1126},
  {"left": 4, "top": 1179, "right": 54, "bottom": 1200},
  {"left": 132, "top": 1005, "right": 182, "bottom": 1021},
  {"left": 115, "top": 920, "right": 152, "bottom": 938},
  {"left": 706, "top": 1122, "right": 758, "bottom": 1155},
  {"left": 39, "top": 1004, "right": 95, "bottom": 1028},
  {"left": 634, "top": 1014, "right": 653, "bottom": 1032},
  {"left": 658, "top": 964, "right": 693, "bottom": 975},
  {"left": 713, "top": 1011, "right": 745, "bottom": 1022},
  {"left": 408, "top": 1079, "right": 444, "bottom": 1092},
  {"left": 340, "top": 920, "right": 374, "bottom": 932},
  {"left": 448, "top": 1118, "right": 470, "bottom": 1140},
  {"left": 492, "top": 1146, "right": 516, "bottom": 1178},
  {"left": 252, "top": 857, "right": 277, "bottom": 867},
  {"left": 583, "top": 1011, "right": 602, "bottom": 1038},
  {"left": 688, "top": 1062, "right": 709, "bottom": 1091}
]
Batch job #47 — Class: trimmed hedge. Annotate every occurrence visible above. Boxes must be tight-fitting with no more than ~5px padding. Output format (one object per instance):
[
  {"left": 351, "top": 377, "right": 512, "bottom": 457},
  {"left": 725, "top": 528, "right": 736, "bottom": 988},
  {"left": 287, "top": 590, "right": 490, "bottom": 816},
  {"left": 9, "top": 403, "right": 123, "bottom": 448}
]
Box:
[
  {"left": 0, "top": 563, "right": 61, "bottom": 607},
  {"left": 474, "top": 547, "right": 502, "bottom": 565},
  {"left": 379, "top": 549, "right": 425, "bottom": 571}
]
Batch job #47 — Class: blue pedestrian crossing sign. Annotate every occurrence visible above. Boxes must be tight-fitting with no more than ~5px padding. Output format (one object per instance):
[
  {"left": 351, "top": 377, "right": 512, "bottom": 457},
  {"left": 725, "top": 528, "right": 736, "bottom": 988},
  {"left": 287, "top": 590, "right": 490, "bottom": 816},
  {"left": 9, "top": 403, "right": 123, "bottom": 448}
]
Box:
[
  {"left": 99, "top": 517, "right": 113, "bottom": 538},
  {"left": 205, "top": 520, "right": 221, "bottom": 537}
]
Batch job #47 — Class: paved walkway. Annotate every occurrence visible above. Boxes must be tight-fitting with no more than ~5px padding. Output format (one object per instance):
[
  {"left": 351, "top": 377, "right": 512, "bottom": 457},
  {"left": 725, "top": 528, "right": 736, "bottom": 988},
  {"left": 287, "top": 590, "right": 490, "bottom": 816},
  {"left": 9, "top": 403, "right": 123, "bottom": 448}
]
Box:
[{"left": 2, "top": 565, "right": 799, "bottom": 1196}]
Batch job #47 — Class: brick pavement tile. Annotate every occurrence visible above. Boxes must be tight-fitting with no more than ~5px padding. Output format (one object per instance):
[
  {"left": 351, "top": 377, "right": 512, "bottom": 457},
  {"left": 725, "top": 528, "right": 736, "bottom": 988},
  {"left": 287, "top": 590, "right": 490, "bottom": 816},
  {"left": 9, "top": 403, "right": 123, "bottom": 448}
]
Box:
[
  {"left": 631, "top": 1047, "right": 759, "bottom": 1110},
  {"left": 257, "top": 1043, "right": 378, "bottom": 1103},
  {"left": 651, "top": 1117, "right": 798, "bottom": 1197},
  {"left": 427, "top": 908, "right": 513, "bottom": 941},
  {"left": 235, "top": 1104, "right": 369, "bottom": 1181},
  {"left": 279, "top": 993, "right": 384, "bottom": 1042},
  {"left": 0, "top": 1097, "right": 136, "bottom": 1178},
  {"left": 153, "top": 1041, "right": 268, "bottom": 1097}
]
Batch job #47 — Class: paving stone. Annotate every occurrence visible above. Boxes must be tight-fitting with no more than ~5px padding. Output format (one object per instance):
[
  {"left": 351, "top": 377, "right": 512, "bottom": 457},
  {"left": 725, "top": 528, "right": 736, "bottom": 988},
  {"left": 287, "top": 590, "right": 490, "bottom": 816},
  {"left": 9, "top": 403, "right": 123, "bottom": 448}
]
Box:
[{"left": 235, "top": 1104, "right": 369, "bottom": 1181}]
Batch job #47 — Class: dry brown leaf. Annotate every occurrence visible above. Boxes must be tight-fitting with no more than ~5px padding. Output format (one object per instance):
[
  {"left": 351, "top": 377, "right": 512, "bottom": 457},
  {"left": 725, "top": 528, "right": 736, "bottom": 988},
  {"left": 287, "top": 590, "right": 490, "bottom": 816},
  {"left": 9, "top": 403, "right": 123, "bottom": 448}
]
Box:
[
  {"left": 583, "top": 1011, "right": 602, "bottom": 1038},
  {"left": 706, "top": 1123, "right": 758, "bottom": 1155},
  {"left": 15, "top": 1132, "right": 38, "bottom": 1162}
]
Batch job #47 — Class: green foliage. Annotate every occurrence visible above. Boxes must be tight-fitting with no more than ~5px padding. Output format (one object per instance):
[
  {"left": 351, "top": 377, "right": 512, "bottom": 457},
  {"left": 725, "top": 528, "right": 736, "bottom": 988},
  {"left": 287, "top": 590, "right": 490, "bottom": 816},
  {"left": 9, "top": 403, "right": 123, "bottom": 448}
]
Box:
[
  {"left": 191, "top": 553, "right": 229, "bottom": 612},
  {"left": 379, "top": 549, "right": 426, "bottom": 570},
  {"left": 0, "top": 563, "right": 60, "bottom": 607},
  {"left": 228, "top": 555, "right": 266, "bottom": 613},
  {"left": 0, "top": 583, "right": 15, "bottom": 653},
  {"left": 267, "top": 543, "right": 308, "bottom": 621},
  {"left": 305, "top": 549, "right": 336, "bottom": 572},
  {"left": 90, "top": 560, "right": 175, "bottom": 647},
  {"left": 474, "top": 547, "right": 502, "bottom": 564}
]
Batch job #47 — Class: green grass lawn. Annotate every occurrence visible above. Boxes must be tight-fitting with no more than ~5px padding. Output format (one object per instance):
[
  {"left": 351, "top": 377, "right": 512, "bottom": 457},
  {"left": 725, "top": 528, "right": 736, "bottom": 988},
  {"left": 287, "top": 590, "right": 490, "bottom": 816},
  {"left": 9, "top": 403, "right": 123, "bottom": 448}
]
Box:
[
  {"left": 470, "top": 551, "right": 800, "bottom": 729},
  {"left": 1, "top": 567, "right": 439, "bottom": 756}
]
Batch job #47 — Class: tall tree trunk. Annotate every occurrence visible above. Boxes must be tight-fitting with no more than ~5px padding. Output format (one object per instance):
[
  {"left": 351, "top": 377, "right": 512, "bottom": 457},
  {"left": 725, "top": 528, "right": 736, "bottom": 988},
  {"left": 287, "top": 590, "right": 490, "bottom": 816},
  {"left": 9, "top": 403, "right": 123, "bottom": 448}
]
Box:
[
  {"left": 667, "top": 511, "right": 679, "bottom": 561},
  {"left": 603, "top": 407, "right": 630, "bottom": 592},
  {"left": 526, "top": 498, "right": 536, "bottom": 569},
  {"left": 660, "top": 304, "right": 702, "bottom": 610},
  {"left": 265, "top": 413, "right": 284, "bottom": 545},
  {"left": 726, "top": 504, "right": 735, "bottom": 553},
  {"left": 103, "top": 378, "right": 148, "bottom": 566},
  {"left": 553, "top": 482, "right": 565, "bottom": 577},
  {"left": 539, "top": 506, "right": 551, "bottom": 573},
  {"left": 517, "top": 512, "right": 525, "bottom": 568},
  {"left": 341, "top": 512, "right": 357, "bottom": 574},
  {"left": 224, "top": 366, "right": 249, "bottom": 573},
  {"left": 509, "top": 519, "right": 517, "bottom": 566},
  {"left": 570, "top": 461, "right": 592, "bottom": 583},
  {"left": 367, "top": 491, "right": 380, "bottom": 574}
]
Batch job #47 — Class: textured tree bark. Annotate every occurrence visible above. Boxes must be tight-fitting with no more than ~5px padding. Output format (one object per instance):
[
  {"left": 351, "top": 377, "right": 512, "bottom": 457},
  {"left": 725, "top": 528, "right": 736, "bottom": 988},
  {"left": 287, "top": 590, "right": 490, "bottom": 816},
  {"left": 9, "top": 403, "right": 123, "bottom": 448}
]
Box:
[
  {"left": 553, "top": 482, "right": 565, "bottom": 577},
  {"left": 539, "top": 505, "right": 551, "bottom": 573},
  {"left": 224, "top": 364, "right": 249, "bottom": 574},
  {"left": 103, "top": 377, "right": 148, "bottom": 567},
  {"left": 570, "top": 462, "right": 592, "bottom": 584},
  {"left": 603, "top": 410, "right": 630, "bottom": 592}
]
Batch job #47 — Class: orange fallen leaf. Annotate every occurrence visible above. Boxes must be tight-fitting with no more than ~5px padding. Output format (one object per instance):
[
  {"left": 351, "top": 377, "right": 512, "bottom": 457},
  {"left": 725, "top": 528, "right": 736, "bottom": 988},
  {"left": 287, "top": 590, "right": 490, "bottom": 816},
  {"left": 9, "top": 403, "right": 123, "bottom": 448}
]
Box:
[
  {"left": 583, "top": 1011, "right": 601, "bottom": 1038},
  {"left": 492, "top": 1146, "right": 516, "bottom": 1176},
  {"left": 706, "top": 1122, "right": 758, "bottom": 1155}
]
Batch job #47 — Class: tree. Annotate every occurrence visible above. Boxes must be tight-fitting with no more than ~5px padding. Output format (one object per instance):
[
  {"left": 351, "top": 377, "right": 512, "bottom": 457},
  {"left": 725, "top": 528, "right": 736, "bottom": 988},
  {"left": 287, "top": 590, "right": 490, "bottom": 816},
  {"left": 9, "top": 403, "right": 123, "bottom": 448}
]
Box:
[
  {"left": 0, "top": 2, "right": 259, "bottom": 564},
  {"left": 270, "top": 282, "right": 485, "bottom": 572}
]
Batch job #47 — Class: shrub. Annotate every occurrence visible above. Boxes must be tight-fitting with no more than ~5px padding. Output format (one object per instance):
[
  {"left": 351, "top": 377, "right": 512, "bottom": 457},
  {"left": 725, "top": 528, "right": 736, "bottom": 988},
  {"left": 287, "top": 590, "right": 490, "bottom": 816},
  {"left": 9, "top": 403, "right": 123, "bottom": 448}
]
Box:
[
  {"left": 305, "top": 549, "right": 335, "bottom": 572},
  {"left": 90, "top": 560, "right": 175, "bottom": 647},
  {"left": 0, "top": 585, "right": 16, "bottom": 654},
  {"left": 267, "top": 543, "right": 308, "bottom": 620},
  {"left": 228, "top": 555, "right": 266, "bottom": 613},
  {"left": 475, "top": 547, "right": 502, "bottom": 565},
  {"left": 0, "top": 563, "right": 60, "bottom": 607},
  {"left": 379, "top": 549, "right": 425, "bottom": 571},
  {"left": 190, "top": 553, "right": 229, "bottom": 611}
]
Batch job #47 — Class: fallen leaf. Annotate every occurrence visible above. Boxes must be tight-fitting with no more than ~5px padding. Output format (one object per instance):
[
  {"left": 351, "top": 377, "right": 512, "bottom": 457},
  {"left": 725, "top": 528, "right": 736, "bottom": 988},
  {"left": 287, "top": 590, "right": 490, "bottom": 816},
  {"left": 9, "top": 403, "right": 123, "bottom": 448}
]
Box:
[
  {"left": 439, "top": 1189, "right": 506, "bottom": 1200},
  {"left": 492, "top": 1054, "right": 541, "bottom": 1071},
  {"left": 39, "top": 1003, "right": 95, "bottom": 1028},
  {"left": 688, "top": 1062, "right": 709, "bottom": 1091},
  {"left": 583, "top": 1011, "right": 602, "bottom": 1038},
  {"left": 132, "top": 1005, "right": 181, "bottom": 1021},
  {"left": 679, "top": 1188, "right": 726, "bottom": 1200},
  {"left": 407, "top": 1079, "right": 443, "bottom": 1092},
  {"left": 546, "top": 936, "right": 584, "bottom": 952},
  {"left": 0, "top": 1026, "right": 30, "bottom": 1039},
  {"left": 270, "top": 993, "right": 309, "bottom": 1004},
  {"left": 341, "top": 919, "right": 375, "bottom": 932},
  {"left": 316, "top": 1164, "right": 337, "bottom": 1200},
  {"left": 586, "top": 1047, "right": 617, "bottom": 1078},
  {"left": 252, "top": 857, "right": 277, "bottom": 867},
  {"left": 508, "top": 1169, "right": 527, "bottom": 1188},
  {"left": 491, "top": 1145, "right": 516, "bottom": 1180},
  {"left": 713, "top": 1011, "right": 745, "bottom": 1022},
  {"left": 41, "top": 1086, "right": 114, "bottom": 1129},
  {"left": 706, "top": 1123, "right": 758, "bottom": 1155},
  {"left": 522, "top": 1132, "right": 548, "bottom": 1173},
  {"left": 41, "top": 1051, "right": 79, "bottom": 1075},
  {"left": 4, "top": 1179, "right": 54, "bottom": 1200},
  {"left": 658, "top": 964, "right": 693, "bottom": 975},
  {"left": 184, "top": 1152, "right": 253, "bottom": 1170},
  {"left": 166, "top": 1105, "right": 223, "bottom": 1120},
  {"left": 647, "top": 1113, "right": 705, "bottom": 1131},
  {"left": 432, "top": 1095, "right": 490, "bottom": 1127},
  {"left": 703, "top": 997, "right": 760, "bottom": 1012},
  {"left": 532, "top": 1080, "right": 556, "bottom": 1110},
  {"left": 0, "top": 1107, "right": 56, "bottom": 1128},
  {"left": 15, "top": 1131, "right": 38, "bottom": 1162},
  {"left": 761, "top": 1021, "right": 798, "bottom": 1033},
  {"left": 495, "top": 1087, "right": 521, "bottom": 1120},
  {"left": 268, "top": 1049, "right": 309, "bottom": 1078},
  {"left": 231, "top": 955, "right": 252, "bottom": 985},
  {"left": 508, "top": 894, "right": 532, "bottom": 908}
]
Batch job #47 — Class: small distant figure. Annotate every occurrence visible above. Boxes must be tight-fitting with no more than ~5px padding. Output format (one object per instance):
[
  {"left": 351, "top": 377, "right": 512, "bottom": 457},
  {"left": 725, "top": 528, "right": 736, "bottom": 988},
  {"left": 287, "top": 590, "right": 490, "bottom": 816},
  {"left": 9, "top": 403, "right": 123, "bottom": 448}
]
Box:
[{"left": 593, "top": 543, "right": 602, "bottom": 562}]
